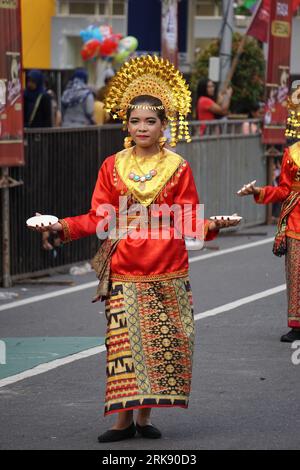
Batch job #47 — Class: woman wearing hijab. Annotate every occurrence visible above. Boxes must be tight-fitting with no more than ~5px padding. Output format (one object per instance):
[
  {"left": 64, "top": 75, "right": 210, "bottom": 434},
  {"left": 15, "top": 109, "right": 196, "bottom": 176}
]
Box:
[
  {"left": 24, "top": 70, "right": 52, "bottom": 128},
  {"left": 61, "top": 68, "right": 95, "bottom": 128}
]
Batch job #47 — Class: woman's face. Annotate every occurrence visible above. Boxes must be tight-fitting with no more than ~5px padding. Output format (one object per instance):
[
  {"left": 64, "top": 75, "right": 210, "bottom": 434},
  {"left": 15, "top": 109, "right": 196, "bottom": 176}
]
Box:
[
  {"left": 127, "top": 107, "right": 165, "bottom": 149},
  {"left": 27, "top": 78, "right": 37, "bottom": 91},
  {"left": 207, "top": 81, "right": 215, "bottom": 97}
]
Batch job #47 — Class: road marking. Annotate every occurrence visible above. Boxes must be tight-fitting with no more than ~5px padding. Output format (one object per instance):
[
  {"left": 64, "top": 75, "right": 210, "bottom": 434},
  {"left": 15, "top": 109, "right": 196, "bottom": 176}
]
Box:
[
  {"left": 0, "top": 283, "right": 286, "bottom": 389},
  {"left": 0, "top": 237, "right": 274, "bottom": 313},
  {"left": 189, "top": 237, "right": 274, "bottom": 263},
  {"left": 0, "top": 345, "right": 106, "bottom": 389},
  {"left": 194, "top": 284, "right": 286, "bottom": 321},
  {"left": 0, "top": 281, "right": 98, "bottom": 313}
]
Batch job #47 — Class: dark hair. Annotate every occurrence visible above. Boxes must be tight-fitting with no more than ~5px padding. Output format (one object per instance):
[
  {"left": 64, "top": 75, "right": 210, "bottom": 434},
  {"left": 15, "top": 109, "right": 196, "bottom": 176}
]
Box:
[
  {"left": 197, "top": 78, "right": 213, "bottom": 99},
  {"left": 249, "top": 103, "right": 260, "bottom": 117},
  {"left": 126, "top": 95, "right": 167, "bottom": 122}
]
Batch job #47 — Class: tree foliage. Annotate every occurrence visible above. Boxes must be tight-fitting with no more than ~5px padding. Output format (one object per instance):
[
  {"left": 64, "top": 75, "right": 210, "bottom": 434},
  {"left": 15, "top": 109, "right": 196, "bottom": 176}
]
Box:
[{"left": 191, "top": 32, "right": 265, "bottom": 114}]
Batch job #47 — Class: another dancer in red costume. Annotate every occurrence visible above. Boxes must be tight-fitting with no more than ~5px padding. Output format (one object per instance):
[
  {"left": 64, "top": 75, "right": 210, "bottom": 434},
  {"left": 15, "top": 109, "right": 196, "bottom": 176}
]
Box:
[{"left": 238, "top": 86, "right": 300, "bottom": 344}]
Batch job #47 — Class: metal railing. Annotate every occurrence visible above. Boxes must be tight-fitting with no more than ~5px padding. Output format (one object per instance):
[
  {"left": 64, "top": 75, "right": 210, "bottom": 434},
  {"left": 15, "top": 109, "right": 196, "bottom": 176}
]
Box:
[
  {"left": 0, "top": 120, "right": 266, "bottom": 284},
  {"left": 188, "top": 118, "right": 261, "bottom": 139}
]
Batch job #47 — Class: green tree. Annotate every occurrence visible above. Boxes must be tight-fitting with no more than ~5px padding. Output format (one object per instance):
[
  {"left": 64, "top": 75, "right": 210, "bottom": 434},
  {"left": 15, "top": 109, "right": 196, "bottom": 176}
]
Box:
[{"left": 191, "top": 32, "right": 265, "bottom": 114}]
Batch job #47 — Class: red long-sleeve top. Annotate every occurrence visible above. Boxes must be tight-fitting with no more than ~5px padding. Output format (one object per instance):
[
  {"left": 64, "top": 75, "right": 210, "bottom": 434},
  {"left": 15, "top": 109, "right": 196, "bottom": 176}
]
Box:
[
  {"left": 59, "top": 152, "right": 218, "bottom": 281},
  {"left": 254, "top": 143, "right": 300, "bottom": 240}
]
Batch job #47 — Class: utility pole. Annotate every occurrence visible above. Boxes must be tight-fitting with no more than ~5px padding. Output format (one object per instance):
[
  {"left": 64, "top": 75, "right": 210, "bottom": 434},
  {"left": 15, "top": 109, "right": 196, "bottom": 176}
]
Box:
[{"left": 219, "top": 0, "right": 234, "bottom": 89}]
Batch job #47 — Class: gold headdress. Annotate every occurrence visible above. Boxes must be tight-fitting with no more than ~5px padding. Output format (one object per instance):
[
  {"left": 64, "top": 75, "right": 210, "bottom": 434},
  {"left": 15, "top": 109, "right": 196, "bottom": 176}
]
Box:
[
  {"left": 104, "top": 55, "right": 192, "bottom": 147},
  {"left": 285, "top": 86, "right": 300, "bottom": 139}
]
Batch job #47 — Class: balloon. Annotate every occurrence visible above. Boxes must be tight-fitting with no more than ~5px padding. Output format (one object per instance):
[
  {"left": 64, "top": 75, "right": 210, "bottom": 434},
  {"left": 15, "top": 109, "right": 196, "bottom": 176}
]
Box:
[
  {"left": 91, "top": 27, "right": 103, "bottom": 42},
  {"left": 80, "top": 29, "right": 93, "bottom": 43},
  {"left": 81, "top": 39, "right": 101, "bottom": 61},
  {"left": 121, "top": 36, "right": 138, "bottom": 53},
  {"left": 114, "top": 36, "right": 138, "bottom": 63},
  {"left": 99, "top": 25, "right": 113, "bottom": 39},
  {"left": 100, "top": 37, "right": 119, "bottom": 57},
  {"left": 80, "top": 26, "right": 103, "bottom": 44}
]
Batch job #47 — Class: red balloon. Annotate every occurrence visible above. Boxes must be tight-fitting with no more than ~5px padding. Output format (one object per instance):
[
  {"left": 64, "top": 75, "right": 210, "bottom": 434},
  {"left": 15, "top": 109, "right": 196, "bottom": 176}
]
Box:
[
  {"left": 81, "top": 39, "right": 101, "bottom": 61},
  {"left": 99, "top": 38, "right": 119, "bottom": 57}
]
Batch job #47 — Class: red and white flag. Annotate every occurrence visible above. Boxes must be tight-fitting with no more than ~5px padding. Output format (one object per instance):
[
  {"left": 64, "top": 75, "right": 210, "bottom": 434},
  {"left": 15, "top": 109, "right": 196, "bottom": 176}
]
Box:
[
  {"left": 247, "top": 0, "right": 271, "bottom": 42},
  {"left": 247, "top": 0, "right": 300, "bottom": 42}
]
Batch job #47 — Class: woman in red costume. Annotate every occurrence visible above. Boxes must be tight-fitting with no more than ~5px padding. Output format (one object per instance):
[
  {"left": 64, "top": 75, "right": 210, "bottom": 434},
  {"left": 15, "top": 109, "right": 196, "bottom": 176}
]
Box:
[
  {"left": 238, "top": 87, "right": 300, "bottom": 344},
  {"left": 29, "top": 56, "right": 240, "bottom": 442}
]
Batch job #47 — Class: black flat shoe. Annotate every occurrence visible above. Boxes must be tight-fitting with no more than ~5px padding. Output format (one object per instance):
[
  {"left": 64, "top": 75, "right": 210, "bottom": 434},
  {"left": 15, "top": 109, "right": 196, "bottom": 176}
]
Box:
[
  {"left": 280, "top": 329, "right": 300, "bottom": 343},
  {"left": 97, "top": 422, "right": 136, "bottom": 443},
  {"left": 136, "top": 423, "right": 162, "bottom": 439}
]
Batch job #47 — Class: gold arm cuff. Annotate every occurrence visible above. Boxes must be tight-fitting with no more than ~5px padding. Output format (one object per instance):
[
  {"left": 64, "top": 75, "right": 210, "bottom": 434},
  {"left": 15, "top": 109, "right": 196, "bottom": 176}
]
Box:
[
  {"left": 58, "top": 219, "right": 72, "bottom": 243},
  {"left": 256, "top": 187, "right": 266, "bottom": 204}
]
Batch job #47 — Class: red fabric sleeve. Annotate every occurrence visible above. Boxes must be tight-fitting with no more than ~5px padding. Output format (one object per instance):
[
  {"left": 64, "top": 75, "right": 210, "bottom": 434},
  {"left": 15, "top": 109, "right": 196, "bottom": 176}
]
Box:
[
  {"left": 59, "top": 157, "right": 113, "bottom": 242},
  {"left": 254, "top": 148, "right": 292, "bottom": 205},
  {"left": 173, "top": 162, "right": 218, "bottom": 241}
]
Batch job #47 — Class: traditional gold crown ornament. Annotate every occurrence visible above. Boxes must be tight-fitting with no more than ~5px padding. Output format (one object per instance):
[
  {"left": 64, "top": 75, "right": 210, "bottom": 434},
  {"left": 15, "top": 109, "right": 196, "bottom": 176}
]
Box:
[
  {"left": 104, "top": 55, "right": 192, "bottom": 146},
  {"left": 285, "top": 86, "right": 300, "bottom": 139}
]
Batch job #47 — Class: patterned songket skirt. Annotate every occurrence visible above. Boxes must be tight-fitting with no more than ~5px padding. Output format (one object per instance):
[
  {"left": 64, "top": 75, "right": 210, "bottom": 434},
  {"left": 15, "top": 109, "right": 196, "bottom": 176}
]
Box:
[
  {"left": 286, "top": 237, "right": 300, "bottom": 328},
  {"left": 103, "top": 276, "right": 195, "bottom": 416}
]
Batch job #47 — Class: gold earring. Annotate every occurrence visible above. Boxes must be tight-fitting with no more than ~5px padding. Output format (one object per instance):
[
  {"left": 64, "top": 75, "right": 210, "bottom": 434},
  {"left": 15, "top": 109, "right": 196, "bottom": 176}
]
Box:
[
  {"left": 159, "top": 136, "right": 167, "bottom": 149},
  {"left": 124, "top": 136, "right": 133, "bottom": 149}
]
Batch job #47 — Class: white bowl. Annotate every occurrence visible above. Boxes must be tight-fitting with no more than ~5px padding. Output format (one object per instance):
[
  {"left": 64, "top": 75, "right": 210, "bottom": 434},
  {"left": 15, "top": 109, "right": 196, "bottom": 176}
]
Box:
[
  {"left": 26, "top": 215, "right": 58, "bottom": 228},
  {"left": 210, "top": 215, "right": 243, "bottom": 222}
]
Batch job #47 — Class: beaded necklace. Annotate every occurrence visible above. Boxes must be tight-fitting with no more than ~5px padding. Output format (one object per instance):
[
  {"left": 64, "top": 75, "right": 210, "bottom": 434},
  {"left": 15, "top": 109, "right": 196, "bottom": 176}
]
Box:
[{"left": 128, "top": 148, "right": 163, "bottom": 191}]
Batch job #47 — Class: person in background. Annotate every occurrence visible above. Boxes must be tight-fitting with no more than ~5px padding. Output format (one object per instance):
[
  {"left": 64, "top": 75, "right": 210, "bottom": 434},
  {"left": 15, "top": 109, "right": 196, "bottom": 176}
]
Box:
[
  {"left": 196, "top": 78, "right": 232, "bottom": 135},
  {"left": 93, "top": 88, "right": 110, "bottom": 125},
  {"left": 24, "top": 70, "right": 52, "bottom": 128},
  {"left": 242, "top": 103, "right": 261, "bottom": 135},
  {"left": 97, "top": 68, "right": 115, "bottom": 102},
  {"left": 45, "top": 79, "right": 62, "bottom": 128},
  {"left": 61, "top": 68, "right": 95, "bottom": 128}
]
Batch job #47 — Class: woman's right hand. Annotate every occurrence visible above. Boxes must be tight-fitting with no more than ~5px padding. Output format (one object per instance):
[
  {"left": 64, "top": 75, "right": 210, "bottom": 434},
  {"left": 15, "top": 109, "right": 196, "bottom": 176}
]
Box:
[
  {"left": 237, "top": 184, "right": 261, "bottom": 196},
  {"left": 28, "top": 212, "right": 63, "bottom": 233}
]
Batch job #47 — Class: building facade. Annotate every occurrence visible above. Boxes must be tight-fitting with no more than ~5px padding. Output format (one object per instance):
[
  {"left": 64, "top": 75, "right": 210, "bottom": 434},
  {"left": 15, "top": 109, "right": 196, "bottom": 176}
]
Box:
[{"left": 21, "top": 0, "right": 300, "bottom": 77}]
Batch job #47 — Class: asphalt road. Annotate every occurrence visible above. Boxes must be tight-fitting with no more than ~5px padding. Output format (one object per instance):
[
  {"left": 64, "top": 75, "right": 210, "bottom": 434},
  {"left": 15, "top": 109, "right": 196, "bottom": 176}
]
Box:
[{"left": 0, "top": 224, "right": 299, "bottom": 450}]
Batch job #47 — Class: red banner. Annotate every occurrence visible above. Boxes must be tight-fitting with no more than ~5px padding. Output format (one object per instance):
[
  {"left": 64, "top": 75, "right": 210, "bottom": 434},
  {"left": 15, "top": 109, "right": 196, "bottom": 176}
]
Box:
[
  {"left": 247, "top": 0, "right": 271, "bottom": 43},
  {"left": 161, "top": 0, "right": 178, "bottom": 67},
  {"left": 0, "top": 0, "right": 24, "bottom": 167},
  {"left": 262, "top": 0, "right": 292, "bottom": 144}
]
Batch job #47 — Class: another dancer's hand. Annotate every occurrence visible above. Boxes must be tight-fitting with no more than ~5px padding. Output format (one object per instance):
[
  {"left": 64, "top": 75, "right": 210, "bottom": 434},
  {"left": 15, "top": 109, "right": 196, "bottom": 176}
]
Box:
[
  {"left": 237, "top": 183, "right": 261, "bottom": 196},
  {"left": 28, "top": 212, "right": 63, "bottom": 233}
]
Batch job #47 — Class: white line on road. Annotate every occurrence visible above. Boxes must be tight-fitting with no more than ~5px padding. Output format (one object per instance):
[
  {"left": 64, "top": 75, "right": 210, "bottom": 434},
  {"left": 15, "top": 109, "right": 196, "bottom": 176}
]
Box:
[
  {"left": 0, "top": 345, "right": 106, "bottom": 389},
  {"left": 0, "top": 282, "right": 286, "bottom": 389},
  {"left": 0, "top": 237, "right": 274, "bottom": 313},
  {"left": 189, "top": 237, "right": 274, "bottom": 263},
  {"left": 194, "top": 284, "right": 286, "bottom": 321},
  {"left": 0, "top": 281, "right": 98, "bottom": 313}
]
